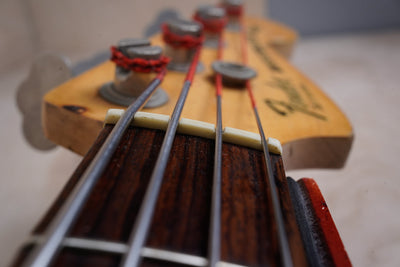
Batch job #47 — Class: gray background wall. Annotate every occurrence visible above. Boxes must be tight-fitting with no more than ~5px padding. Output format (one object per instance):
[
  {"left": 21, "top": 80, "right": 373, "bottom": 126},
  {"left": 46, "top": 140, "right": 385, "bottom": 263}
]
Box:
[
  {"left": 268, "top": 0, "right": 400, "bottom": 35},
  {"left": 2, "top": 0, "right": 400, "bottom": 74}
]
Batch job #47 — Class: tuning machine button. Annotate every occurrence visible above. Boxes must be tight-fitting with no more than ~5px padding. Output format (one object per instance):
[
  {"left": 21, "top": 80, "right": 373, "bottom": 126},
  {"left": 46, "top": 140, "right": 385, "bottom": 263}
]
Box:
[{"left": 16, "top": 53, "right": 72, "bottom": 151}]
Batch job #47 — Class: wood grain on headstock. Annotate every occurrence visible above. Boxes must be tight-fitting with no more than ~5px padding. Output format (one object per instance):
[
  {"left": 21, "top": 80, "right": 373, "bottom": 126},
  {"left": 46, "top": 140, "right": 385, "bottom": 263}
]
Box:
[{"left": 42, "top": 17, "right": 352, "bottom": 170}]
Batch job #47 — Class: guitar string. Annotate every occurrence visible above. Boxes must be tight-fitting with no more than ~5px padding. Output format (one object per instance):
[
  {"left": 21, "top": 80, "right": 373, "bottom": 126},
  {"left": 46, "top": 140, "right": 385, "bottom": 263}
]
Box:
[
  {"left": 208, "top": 30, "right": 225, "bottom": 267},
  {"left": 22, "top": 70, "right": 167, "bottom": 267},
  {"left": 120, "top": 45, "right": 203, "bottom": 267},
  {"left": 238, "top": 12, "right": 294, "bottom": 267}
]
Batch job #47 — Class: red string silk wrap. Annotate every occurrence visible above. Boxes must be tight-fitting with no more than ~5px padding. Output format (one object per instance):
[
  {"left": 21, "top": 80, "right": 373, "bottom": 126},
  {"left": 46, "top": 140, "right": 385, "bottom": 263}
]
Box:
[
  {"left": 193, "top": 13, "right": 227, "bottom": 33},
  {"left": 110, "top": 46, "right": 170, "bottom": 73},
  {"left": 162, "top": 23, "right": 204, "bottom": 49}
]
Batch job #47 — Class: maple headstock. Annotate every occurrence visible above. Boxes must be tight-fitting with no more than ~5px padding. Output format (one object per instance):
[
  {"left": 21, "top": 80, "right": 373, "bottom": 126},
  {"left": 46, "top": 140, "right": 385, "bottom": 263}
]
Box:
[{"left": 42, "top": 16, "right": 352, "bottom": 170}]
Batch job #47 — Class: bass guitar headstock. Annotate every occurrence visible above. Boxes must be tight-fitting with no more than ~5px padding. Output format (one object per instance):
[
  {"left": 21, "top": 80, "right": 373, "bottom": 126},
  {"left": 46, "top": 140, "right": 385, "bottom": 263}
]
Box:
[{"left": 41, "top": 15, "right": 352, "bottom": 170}]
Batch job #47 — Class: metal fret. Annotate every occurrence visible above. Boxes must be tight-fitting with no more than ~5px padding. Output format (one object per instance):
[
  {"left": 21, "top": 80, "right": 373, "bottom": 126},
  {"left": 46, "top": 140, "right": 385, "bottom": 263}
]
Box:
[
  {"left": 121, "top": 46, "right": 203, "bottom": 267},
  {"left": 22, "top": 71, "right": 166, "bottom": 267},
  {"left": 25, "top": 235, "right": 246, "bottom": 267}
]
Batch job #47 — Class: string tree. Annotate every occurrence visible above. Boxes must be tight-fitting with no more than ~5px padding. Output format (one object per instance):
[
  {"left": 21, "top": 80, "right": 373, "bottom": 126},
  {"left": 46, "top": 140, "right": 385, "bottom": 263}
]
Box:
[
  {"left": 100, "top": 40, "right": 169, "bottom": 108},
  {"left": 212, "top": 60, "right": 257, "bottom": 88},
  {"left": 163, "top": 18, "right": 204, "bottom": 73}
]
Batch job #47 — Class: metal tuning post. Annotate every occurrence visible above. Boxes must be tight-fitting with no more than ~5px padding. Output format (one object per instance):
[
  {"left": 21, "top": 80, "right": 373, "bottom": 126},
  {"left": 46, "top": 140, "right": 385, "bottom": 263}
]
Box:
[
  {"left": 163, "top": 18, "right": 204, "bottom": 72},
  {"left": 221, "top": 0, "right": 243, "bottom": 31},
  {"left": 100, "top": 39, "right": 169, "bottom": 108}
]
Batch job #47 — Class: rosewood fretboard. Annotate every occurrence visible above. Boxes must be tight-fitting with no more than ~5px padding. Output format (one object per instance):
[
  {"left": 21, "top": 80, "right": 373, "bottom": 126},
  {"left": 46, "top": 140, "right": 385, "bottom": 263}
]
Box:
[{"left": 12, "top": 124, "right": 347, "bottom": 266}]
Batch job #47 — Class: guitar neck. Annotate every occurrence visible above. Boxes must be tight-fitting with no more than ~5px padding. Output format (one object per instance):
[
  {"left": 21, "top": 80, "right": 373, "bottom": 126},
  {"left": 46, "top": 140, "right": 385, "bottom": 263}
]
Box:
[{"left": 12, "top": 122, "right": 349, "bottom": 266}]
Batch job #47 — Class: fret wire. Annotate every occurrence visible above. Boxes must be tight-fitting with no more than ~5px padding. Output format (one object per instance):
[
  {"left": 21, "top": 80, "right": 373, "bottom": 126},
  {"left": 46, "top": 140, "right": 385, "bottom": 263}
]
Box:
[
  {"left": 121, "top": 45, "right": 203, "bottom": 267},
  {"left": 208, "top": 32, "right": 224, "bottom": 267},
  {"left": 26, "top": 235, "right": 247, "bottom": 267},
  {"left": 26, "top": 235, "right": 207, "bottom": 266},
  {"left": 239, "top": 16, "right": 294, "bottom": 267},
  {"left": 22, "top": 70, "right": 166, "bottom": 267}
]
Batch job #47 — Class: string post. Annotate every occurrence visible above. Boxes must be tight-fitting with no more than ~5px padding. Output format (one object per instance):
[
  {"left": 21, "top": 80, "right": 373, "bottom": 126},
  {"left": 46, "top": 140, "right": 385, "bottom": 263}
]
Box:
[
  {"left": 212, "top": 60, "right": 257, "bottom": 88},
  {"left": 100, "top": 44, "right": 170, "bottom": 108},
  {"left": 193, "top": 6, "right": 227, "bottom": 48},
  {"left": 221, "top": 0, "right": 243, "bottom": 30},
  {"left": 163, "top": 19, "right": 204, "bottom": 73}
]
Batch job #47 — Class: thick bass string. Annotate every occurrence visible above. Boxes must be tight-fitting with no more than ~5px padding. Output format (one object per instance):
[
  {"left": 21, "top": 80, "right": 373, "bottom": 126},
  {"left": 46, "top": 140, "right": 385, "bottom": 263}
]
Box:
[
  {"left": 121, "top": 45, "right": 203, "bottom": 267},
  {"left": 239, "top": 13, "right": 293, "bottom": 267}
]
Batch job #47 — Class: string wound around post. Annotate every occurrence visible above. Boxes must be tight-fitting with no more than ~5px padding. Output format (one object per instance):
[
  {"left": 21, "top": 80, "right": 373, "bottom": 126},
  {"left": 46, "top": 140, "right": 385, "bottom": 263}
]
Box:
[
  {"left": 100, "top": 39, "right": 170, "bottom": 108},
  {"left": 162, "top": 18, "right": 205, "bottom": 73}
]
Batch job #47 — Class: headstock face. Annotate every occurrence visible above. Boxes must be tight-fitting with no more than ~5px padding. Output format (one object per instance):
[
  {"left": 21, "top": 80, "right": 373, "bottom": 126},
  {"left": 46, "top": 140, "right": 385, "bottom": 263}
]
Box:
[{"left": 42, "top": 17, "right": 352, "bottom": 170}]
